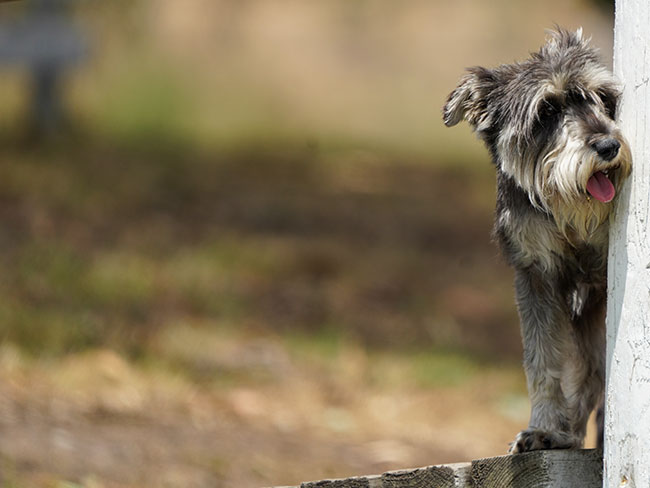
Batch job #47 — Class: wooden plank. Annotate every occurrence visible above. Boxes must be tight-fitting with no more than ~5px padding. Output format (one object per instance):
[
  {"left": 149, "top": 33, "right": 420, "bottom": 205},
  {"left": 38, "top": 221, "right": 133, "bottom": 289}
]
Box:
[
  {"left": 300, "top": 474, "right": 382, "bottom": 488},
  {"left": 296, "top": 463, "right": 471, "bottom": 488},
  {"left": 278, "top": 450, "right": 601, "bottom": 488},
  {"left": 471, "top": 449, "right": 602, "bottom": 488},
  {"left": 607, "top": 1, "right": 650, "bottom": 486},
  {"left": 381, "top": 463, "right": 471, "bottom": 487}
]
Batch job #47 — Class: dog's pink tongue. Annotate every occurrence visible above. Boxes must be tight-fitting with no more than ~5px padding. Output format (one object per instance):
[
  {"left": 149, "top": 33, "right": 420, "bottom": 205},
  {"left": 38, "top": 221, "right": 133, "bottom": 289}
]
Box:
[{"left": 586, "top": 171, "right": 616, "bottom": 203}]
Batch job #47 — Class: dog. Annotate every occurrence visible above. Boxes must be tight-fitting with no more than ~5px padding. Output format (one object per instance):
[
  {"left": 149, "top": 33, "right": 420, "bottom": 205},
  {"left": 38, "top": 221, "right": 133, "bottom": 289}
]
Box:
[{"left": 442, "top": 28, "right": 631, "bottom": 453}]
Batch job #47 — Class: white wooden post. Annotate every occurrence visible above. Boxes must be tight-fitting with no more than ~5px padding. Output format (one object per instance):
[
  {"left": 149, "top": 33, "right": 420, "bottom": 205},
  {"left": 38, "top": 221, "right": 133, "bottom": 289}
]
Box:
[{"left": 606, "top": 2, "right": 650, "bottom": 487}]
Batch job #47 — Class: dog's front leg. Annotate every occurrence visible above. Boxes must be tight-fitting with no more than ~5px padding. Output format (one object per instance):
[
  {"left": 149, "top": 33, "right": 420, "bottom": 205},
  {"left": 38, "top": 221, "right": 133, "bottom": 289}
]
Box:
[{"left": 509, "top": 267, "right": 581, "bottom": 453}]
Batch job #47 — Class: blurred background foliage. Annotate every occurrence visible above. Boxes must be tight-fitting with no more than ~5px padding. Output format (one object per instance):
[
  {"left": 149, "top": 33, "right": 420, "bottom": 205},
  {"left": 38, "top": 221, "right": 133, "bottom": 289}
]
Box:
[{"left": 0, "top": 1, "right": 614, "bottom": 487}]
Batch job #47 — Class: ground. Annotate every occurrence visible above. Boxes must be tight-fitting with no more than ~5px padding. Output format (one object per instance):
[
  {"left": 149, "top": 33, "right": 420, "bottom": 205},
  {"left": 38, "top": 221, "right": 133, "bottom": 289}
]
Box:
[{"left": 0, "top": 337, "right": 529, "bottom": 488}]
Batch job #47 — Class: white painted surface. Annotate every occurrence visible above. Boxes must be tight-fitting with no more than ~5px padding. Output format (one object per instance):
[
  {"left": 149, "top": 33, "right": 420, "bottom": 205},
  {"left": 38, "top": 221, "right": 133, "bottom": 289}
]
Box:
[{"left": 606, "top": 2, "right": 650, "bottom": 487}]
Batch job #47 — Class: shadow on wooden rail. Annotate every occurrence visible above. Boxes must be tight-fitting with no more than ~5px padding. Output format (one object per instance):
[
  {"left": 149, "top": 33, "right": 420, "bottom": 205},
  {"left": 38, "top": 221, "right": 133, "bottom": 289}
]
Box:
[{"left": 272, "top": 449, "right": 602, "bottom": 488}]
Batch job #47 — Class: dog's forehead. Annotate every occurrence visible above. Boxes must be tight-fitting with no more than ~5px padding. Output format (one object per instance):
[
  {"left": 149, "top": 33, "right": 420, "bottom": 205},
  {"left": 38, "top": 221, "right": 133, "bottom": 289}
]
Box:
[
  {"left": 485, "top": 38, "right": 620, "bottom": 136},
  {"left": 499, "top": 36, "right": 616, "bottom": 100},
  {"left": 529, "top": 48, "right": 613, "bottom": 95},
  {"left": 488, "top": 51, "right": 618, "bottom": 127}
]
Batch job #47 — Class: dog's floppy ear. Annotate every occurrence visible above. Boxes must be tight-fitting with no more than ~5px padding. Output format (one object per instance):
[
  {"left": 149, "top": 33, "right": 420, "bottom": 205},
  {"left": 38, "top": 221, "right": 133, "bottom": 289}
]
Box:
[{"left": 443, "top": 67, "right": 495, "bottom": 129}]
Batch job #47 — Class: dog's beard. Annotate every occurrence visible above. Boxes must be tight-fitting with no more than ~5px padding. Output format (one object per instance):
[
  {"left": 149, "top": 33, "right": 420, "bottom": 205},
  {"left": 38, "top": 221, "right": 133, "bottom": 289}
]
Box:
[{"left": 499, "top": 126, "right": 632, "bottom": 242}]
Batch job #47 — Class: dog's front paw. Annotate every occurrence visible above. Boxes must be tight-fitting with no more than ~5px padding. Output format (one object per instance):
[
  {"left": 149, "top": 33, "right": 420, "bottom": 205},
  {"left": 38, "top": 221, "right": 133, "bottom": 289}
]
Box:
[{"left": 508, "top": 429, "right": 580, "bottom": 454}]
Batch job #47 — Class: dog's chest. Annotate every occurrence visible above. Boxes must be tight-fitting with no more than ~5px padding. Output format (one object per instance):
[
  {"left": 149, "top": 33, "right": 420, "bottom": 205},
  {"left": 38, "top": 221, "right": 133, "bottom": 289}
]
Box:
[
  {"left": 564, "top": 241, "right": 608, "bottom": 284},
  {"left": 498, "top": 206, "right": 608, "bottom": 279}
]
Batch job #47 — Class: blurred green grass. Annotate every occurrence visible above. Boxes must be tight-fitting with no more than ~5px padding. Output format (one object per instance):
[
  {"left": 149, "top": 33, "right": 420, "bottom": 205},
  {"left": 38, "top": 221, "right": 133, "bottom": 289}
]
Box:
[{"left": 0, "top": 140, "right": 520, "bottom": 363}]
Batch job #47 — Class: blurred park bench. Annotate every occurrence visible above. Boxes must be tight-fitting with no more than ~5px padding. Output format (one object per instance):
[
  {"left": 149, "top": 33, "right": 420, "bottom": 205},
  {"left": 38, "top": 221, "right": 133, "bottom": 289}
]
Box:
[{"left": 0, "top": 0, "right": 86, "bottom": 135}]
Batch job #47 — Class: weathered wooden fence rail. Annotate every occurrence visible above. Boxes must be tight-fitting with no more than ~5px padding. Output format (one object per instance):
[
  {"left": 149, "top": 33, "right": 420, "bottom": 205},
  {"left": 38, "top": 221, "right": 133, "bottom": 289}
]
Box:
[{"left": 274, "top": 449, "right": 602, "bottom": 488}]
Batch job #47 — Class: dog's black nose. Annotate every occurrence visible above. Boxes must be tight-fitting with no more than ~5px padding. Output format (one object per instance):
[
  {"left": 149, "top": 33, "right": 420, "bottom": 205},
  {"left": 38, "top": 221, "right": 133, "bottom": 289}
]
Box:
[{"left": 592, "top": 138, "right": 621, "bottom": 161}]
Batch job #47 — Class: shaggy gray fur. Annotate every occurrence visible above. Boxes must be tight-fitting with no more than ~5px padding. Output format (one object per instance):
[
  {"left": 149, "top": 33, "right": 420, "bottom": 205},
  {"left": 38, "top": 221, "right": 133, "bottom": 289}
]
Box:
[{"left": 443, "top": 28, "right": 631, "bottom": 453}]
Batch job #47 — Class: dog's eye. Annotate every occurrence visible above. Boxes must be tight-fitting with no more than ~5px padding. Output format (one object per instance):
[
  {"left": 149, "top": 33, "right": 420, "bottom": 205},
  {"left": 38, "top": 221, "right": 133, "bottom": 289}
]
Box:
[
  {"left": 538, "top": 99, "right": 561, "bottom": 122},
  {"left": 598, "top": 91, "right": 618, "bottom": 120}
]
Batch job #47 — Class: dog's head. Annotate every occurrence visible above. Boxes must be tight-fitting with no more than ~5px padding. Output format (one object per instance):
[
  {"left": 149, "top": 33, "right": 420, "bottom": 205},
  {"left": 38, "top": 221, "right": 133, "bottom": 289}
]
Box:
[{"left": 443, "top": 28, "right": 631, "bottom": 239}]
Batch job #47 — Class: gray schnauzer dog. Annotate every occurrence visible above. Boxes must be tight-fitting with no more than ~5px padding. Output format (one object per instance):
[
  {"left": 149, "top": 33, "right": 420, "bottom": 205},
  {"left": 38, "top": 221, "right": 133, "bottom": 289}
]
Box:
[{"left": 443, "top": 28, "right": 631, "bottom": 453}]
